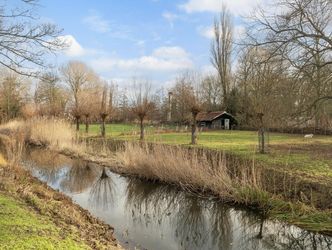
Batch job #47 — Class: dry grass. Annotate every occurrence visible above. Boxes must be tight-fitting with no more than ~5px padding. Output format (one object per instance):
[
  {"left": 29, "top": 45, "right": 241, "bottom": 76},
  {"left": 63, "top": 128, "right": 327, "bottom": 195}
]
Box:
[
  {"left": 115, "top": 142, "right": 264, "bottom": 205},
  {"left": 0, "top": 118, "right": 85, "bottom": 165},
  {"left": 0, "top": 120, "right": 26, "bottom": 166},
  {"left": 27, "top": 117, "right": 75, "bottom": 149}
]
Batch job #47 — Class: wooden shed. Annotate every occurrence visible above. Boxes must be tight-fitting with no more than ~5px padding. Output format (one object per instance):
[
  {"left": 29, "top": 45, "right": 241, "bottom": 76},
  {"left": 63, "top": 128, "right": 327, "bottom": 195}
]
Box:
[{"left": 196, "top": 111, "right": 237, "bottom": 130}]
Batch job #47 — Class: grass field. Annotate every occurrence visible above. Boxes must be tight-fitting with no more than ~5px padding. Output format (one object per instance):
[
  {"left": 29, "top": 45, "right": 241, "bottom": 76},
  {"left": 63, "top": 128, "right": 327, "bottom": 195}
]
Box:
[
  {"left": 80, "top": 123, "right": 175, "bottom": 137},
  {"left": 0, "top": 194, "right": 88, "bottom": 249},
  {"left": 82, "top": 123, "right": 332, "bottom": 181}
]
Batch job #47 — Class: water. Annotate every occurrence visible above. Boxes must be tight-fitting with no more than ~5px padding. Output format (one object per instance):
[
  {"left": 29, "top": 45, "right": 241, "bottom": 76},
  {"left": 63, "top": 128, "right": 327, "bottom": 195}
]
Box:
[{"left": 23, "top": 149, "right": 332, "bottom": 250}]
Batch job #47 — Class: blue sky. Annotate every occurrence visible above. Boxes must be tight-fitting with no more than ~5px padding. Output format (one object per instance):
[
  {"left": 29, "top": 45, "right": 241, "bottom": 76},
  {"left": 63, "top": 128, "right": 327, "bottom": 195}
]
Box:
[{"left": 37, "top": 0, "right": 263, "bottom": 87}]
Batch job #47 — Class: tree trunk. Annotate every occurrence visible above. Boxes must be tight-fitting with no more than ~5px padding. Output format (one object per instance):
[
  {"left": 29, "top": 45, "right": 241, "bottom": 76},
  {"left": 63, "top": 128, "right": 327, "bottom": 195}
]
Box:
[
  {"left": 259, "top": 127, "right": 265, "bottom": 153},
  {"left": 191, "top": 113, "right": 198, "bottom": 145},
  {"left": 258, "top": 113, "right": 265, "bottom": 154},
  {"left": 76, "top": 117, "right": 80, "bottom": 132},
  {"left": 101, "top": 117, "right": 106, "bottom": 137},
  {"left": 140, "top": 118, "right": 144, "bottom": 141},
  {"left": 85, "top": 115, "right": 89, "bottom": 133},
  {"left": 257, "top": 218, "right": 264, "bottom": 239}
]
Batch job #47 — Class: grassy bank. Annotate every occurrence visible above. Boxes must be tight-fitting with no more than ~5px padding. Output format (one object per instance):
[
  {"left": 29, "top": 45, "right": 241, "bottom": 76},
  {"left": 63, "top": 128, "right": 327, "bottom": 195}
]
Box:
[
  {"left": 0, "top": 162, "right": 119, "bottom": 249},
  {"left": 1, "top": 119, "right": 332, "bottom": 236},
  {"left": 0, "top": 120, "right": 120, "bottom": 249},
  {"left": 0, "top": 194, "right": 89, "bottom": 249}
]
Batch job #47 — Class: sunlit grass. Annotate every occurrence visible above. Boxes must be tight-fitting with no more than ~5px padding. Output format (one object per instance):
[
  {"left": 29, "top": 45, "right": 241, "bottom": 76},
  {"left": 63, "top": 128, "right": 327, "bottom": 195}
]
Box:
[{"left": 0, "top": 194, "right": 89, "bottom": 249}]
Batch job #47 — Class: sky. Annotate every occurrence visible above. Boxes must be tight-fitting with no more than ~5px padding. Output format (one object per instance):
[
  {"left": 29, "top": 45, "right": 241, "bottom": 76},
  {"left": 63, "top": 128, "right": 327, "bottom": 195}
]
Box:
[{"left": 36, "top": 0, "right": 265, "bottom": 88}]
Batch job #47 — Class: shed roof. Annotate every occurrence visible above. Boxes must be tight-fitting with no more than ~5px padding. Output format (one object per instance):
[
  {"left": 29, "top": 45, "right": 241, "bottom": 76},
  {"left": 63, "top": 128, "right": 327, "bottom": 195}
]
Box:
[{"left": 196, "top": 111, "right": 235, "bottom": 122}]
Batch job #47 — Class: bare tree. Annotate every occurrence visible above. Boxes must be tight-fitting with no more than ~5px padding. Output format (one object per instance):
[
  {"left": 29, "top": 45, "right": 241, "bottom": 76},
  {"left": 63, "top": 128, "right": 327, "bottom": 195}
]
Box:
[
  {"left": 80, "top": 85, "right": 101, "bottom": 134},
  {"left": 34, "top": 71, "right": 68, "bottom": 117},
  {"left": 131, "top": 80, "right": 155, "bottom": 141},
  {"left": 186, "top": 72, "right": 202, "bottom": 145},
  {"left": 201, "top": 74, "right": 221, "bottom": 111},
  {"left": 0, "top": 69, "right": 30, "bottom": 121},
  {"left": 190, "top": 103, "right": 201, "bottom": 145},
  {"left": 61, "top": 61, "right": 97, "bottom": 131},
  {"left": 170, "top": 75, "right": 196, "bottom": 124},
  {"left": 171, "top": 72, "right": 202, "bottom": 144},
  {"left": 107, "top": 82, "right": 116, "bottom": 128},
  {"left": 100, "top": 83, "right": 108, "bottom": 137},
  {"left": 211, "top": 4, "right": 233, "bottom": 111},
  {"left": 0, "top": 0, "right": 65, "bottom": 76},
  {"left": 247, "top": 0, "right": 332, "bottom": 127}
]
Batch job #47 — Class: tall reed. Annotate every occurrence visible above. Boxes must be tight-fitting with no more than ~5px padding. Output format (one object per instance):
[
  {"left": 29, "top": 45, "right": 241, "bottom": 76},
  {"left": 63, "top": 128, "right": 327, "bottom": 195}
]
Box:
[
  {"left": 115, "top": 142, "right": 265, "bottom": 205},
  {"left": 27, "top": 117, "right": 75, "bottom": 149},
  {"left": 0, "top": 120, "right": 26, "bottom": 166}
]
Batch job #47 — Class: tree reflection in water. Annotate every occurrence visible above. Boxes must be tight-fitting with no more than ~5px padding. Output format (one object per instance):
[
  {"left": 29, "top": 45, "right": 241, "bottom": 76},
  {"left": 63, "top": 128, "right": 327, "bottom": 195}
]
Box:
[
  {"left": 172, "top": 196, "right": 209, "bottom": 249},
  {"left": 125, "top": 178, "right": 179, "bottom": 227},
  {"left": 208, "top": 201, "right": 233, "bottom": 250},
  {"left": 125, "top": 178, "right": 332, "bottom": 250},
  {"left": 89, "top": 167, "right": 115, "bottom": 210},
  {"left": 237, "top": 209, "right": 332, "bottom": 250},
  {"left": 60, "top": 160, "right": 99, "bottom": 193},
  {"left": 125, "top": 178, "right": 234, "bottom": 249},
  {"left": 25, "top": 149, "right": 72, "bottom": 185},
  {"left": 272, "top": 226, "right": 332, "bottom": 250}
]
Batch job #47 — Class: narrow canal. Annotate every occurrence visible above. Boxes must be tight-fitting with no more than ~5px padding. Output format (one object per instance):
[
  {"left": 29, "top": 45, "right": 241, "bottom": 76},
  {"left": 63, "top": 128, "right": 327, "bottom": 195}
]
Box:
[{"left": 23, "top": 149, "right": 332, "bottom": 250}]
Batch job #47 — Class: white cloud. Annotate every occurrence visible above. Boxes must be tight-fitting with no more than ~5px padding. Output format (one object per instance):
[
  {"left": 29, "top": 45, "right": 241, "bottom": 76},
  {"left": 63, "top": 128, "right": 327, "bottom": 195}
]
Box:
[
  {"left": 152, "top": 46, "right": 189, "bottom": 60},
  {"left": 197, "top": 24, "right": 246, "bottom": 40},
  {"left": 83, "top": 10, "right": 133, "bottom": 40},
  {"left": 90, "top": 46, "right": 193, "bottom": 74},
  {"left": 58, "top": 35, "right": 85, "bottom": 57},
  {"left": 197, "top": 25, "right": 214, "bottom": 39},
  {"left": 57, "top": 35, "right": 104, "bottom": 58},
  {"left": 162, "top": 11, "right": 178, "bottom": 28},
  {"left": 83, "top": 11, "right": 110, "bottom": 33},
  {"left": 179, "top": 0, "right": 262, "bottom": 16}
]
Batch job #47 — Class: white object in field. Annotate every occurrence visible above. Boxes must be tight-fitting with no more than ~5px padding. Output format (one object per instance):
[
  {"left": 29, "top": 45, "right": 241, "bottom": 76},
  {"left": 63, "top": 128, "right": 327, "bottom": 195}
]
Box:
[
  {"left": 304, "top": 134, "right": 314, "bottom": 138},
  {"left": 224, "top": 119, "right": 230, "bottom": 130}
]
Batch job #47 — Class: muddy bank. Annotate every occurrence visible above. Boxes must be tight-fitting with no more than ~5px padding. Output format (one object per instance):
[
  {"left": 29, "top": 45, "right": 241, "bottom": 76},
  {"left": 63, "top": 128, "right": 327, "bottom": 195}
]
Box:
[{"left": 0, "top": 163, "right": 120, "bottom": 249}]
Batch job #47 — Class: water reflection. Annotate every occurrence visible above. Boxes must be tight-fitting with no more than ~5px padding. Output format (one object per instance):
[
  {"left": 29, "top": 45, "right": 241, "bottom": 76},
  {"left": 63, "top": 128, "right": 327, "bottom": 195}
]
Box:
[
  {"left": 208, "top": 201, "right": 233, "bottom": 250},
  {"left": 24, "top": 149, "right": 71, "bottom": 185},
  {"left": 124, "top": 178, "right": 285, "bottom": 250},
  {"left": 271, "top": 226, "right": 332, "bottom": 250},
  {"left": 89, "top": 168, "right": 115, "bottom": 209},
  {"left": 60, "top": 160, "right": 99, "bottom": 193},
  {"left": 23, "top": 149, "right": 332, "bottom": 250}
]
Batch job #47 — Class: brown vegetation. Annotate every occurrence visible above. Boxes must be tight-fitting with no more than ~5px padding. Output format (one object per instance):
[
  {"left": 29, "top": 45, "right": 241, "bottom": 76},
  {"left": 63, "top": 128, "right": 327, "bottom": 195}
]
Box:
[
  {"left": 0, "top": 119, "right": 331, "bottom": 235},
  {"left": 0, "top": 163, "right": 119, "bottom": 249}
]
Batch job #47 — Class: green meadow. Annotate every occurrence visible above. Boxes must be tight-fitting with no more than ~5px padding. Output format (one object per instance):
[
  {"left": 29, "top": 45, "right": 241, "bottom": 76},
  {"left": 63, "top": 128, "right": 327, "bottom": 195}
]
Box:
[{"left": 82, "top": 123, "right": 332, "bottom": 181}]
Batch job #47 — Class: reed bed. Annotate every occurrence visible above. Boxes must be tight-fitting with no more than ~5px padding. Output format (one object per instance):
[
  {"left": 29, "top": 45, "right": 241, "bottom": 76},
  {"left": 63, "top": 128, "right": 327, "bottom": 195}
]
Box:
[
  {"left": 115, "top": 142, "right": 266, "bottom": 206},
  {"left": 0, "top": 118, "right": 83, "bottom": 166}
]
